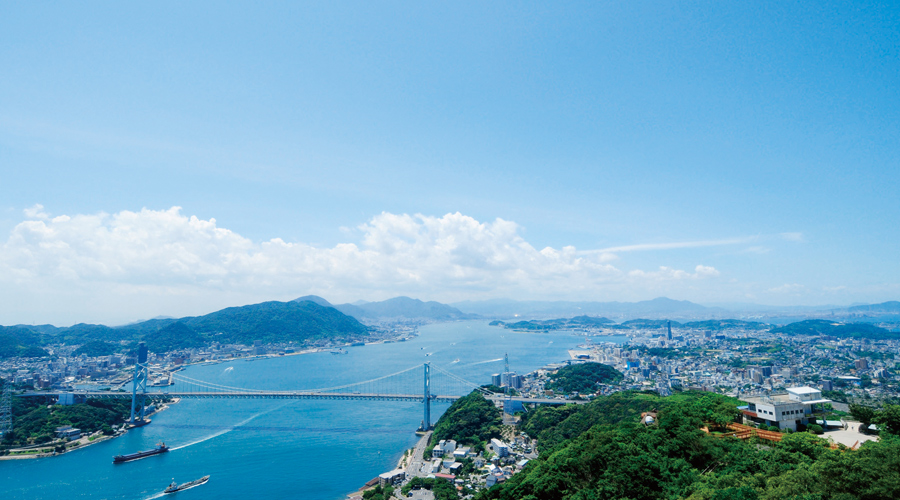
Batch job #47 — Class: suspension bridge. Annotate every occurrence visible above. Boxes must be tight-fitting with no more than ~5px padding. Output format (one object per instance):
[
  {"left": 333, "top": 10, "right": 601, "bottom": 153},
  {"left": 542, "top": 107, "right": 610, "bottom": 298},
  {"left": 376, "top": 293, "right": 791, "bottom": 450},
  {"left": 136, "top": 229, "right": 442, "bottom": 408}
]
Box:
[{"left": 19, "top": 345, "right": 582, "bottom": 432}]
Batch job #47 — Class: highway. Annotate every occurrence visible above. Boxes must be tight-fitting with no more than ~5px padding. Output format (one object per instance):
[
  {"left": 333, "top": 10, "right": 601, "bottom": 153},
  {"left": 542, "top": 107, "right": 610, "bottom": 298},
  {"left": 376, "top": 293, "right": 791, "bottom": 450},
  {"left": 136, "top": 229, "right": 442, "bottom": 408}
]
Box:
[{"left": 406, "top": 430, "right": 433, "bottom": 478}]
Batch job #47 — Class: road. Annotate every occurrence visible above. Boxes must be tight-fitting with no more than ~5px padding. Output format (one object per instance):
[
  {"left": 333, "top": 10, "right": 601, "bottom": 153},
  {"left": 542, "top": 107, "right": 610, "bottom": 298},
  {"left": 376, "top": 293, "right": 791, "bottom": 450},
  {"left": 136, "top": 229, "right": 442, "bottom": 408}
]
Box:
[{"left": 406, "top": 431, "right": 432, "bottom": 478}]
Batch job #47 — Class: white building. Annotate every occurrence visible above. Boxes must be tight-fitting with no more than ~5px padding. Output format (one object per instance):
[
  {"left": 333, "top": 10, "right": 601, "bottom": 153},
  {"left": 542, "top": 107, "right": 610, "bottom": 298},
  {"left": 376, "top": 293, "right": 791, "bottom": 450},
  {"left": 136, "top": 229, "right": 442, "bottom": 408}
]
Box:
[
  {"left": 740, "top": 386, "right": 831, "bottom": 431},
  {"left": 378, "top": 469, "right": 406, "bottom": 487},
  {"left": 431, "top": 439, "right": 456, "bottom": 457},
  {"left": 490, "top": 438, "right": 510, "bottom": 457}
]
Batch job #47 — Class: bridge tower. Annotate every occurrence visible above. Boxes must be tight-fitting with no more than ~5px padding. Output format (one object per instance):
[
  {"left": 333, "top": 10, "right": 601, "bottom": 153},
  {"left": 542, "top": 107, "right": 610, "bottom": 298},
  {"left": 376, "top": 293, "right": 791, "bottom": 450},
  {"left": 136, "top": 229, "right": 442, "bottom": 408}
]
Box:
[
  {"left": 419, "top": 362, "right": 432, "bottom": 431},
  {"left": 0, "top": 377, "right": 12, "bottom": 437},
  {"left": 129, "top": 342, "right": 149, "bottom": 424}
]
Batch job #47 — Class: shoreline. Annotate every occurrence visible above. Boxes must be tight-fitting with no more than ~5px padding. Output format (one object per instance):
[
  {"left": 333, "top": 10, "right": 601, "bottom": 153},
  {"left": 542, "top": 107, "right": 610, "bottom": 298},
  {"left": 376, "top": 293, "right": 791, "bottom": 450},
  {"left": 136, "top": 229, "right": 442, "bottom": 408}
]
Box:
[{"left": 0, "top": 398, "right": 180, "bottom": 461}]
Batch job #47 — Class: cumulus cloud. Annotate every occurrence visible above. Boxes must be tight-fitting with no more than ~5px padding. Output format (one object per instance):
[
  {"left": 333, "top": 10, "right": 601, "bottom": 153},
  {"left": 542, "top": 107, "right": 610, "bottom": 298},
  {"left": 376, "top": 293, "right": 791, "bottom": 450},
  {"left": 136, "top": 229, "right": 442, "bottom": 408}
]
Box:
[
  {"left": 0, "top": 207, "right": 731, "bottom": 323},
  {"left": 0, "top": 208, "right": 627, "bottom": 295}
]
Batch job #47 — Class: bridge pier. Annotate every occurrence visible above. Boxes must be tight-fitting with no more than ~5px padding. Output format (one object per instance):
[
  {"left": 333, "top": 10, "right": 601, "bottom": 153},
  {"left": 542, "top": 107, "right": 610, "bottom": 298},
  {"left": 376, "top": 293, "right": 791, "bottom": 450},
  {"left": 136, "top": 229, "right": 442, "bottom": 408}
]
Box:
[
  {"left": 129, "top": 343, "right": 149, "bottom": 424},
  {"left": 419, "top": 363, "right": 432, "bottom": 431}
]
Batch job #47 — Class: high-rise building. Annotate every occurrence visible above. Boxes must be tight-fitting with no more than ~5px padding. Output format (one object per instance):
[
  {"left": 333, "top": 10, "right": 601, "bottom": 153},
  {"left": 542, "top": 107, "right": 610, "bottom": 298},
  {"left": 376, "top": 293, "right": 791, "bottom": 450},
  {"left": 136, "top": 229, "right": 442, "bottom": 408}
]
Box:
[
  {"left": 855, "top": 359, "right": 869, "bottom": 370},
  {"left": 666, "top": 320, "right": 672, "bottom": 341}
]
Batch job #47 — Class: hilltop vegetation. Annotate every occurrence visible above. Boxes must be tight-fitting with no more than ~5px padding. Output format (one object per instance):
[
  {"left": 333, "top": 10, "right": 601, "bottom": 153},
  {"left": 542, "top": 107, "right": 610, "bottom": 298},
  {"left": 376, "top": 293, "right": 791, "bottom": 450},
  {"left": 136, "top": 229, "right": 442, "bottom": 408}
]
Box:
[
  {"left": 493, "top": 317, "right": 767, "bottom": 333},
  {"left": 0, "top": 326, "right": 48, "bottom": 359},
  {"left": 482, "top": 391, "right": 900, "bottom": 500},
  {"left": 4, "top": 299, "right": 370, "bottom": 356},
  {"left": 429, "top": 391, "right": 502, "bottom": 452},
  {"left": 142, "top": 322, "right": 206, "bottom": 353},
  {"left": 770, "top": 319, "right": 900, "bottom": 340},
  {"left": 72, "top": 340, "right": 119, "bottom": 357},
  {"left": 545, "top": 362, "right": 623, "bottom": 395},
  {"left": 0, "top": 393, "right": 132, "bottom": 448},
  {"left": 179, "top": 300, "right": 368, "bottom": 344},
  {"left": 493, "top": 316, "right": 614, "bottom": 331},
  {"left": 682, "top": 319, "right": 768, "bottom": 331}
]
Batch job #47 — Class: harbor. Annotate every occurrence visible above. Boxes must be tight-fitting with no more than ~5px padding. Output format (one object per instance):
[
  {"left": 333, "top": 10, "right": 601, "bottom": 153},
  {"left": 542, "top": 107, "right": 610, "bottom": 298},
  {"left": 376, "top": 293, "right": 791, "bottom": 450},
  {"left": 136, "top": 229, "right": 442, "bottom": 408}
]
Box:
[{"left": 1, "top": 321, "right": 608, "bottom": 499}]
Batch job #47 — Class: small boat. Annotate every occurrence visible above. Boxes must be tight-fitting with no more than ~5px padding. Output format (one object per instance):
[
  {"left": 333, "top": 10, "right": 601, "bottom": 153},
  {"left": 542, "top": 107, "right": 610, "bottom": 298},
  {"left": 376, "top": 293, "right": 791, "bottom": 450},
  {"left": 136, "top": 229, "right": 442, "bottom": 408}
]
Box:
[{"left": 164, "top": 475, "right": 210, "bottom": 494}]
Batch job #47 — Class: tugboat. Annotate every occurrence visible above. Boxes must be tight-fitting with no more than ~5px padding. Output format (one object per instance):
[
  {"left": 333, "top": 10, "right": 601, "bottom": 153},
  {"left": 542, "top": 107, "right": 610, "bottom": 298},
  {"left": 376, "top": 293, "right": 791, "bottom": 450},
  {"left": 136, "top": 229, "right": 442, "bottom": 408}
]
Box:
[
  {"left": 164, "top": 475, "right": 210, "bottom": 494},
  {"left": 113, "top": 442, "right": 168, "bottom": 463}
]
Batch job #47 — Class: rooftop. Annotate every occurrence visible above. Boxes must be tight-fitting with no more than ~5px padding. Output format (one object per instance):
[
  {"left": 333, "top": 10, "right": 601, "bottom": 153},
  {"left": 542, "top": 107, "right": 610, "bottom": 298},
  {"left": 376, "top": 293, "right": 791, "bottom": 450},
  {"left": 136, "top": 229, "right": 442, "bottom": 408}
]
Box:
[{"left": 786, "top": 386, "right": 820, "bottom": 395}]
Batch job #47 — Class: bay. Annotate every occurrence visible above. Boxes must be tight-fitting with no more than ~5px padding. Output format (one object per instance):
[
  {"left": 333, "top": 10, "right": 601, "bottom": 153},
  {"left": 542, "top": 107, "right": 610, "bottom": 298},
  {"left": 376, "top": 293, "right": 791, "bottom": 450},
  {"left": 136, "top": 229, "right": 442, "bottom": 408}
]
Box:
[{"left": 1, "top": 321, "right": 627, "bottom": 499}]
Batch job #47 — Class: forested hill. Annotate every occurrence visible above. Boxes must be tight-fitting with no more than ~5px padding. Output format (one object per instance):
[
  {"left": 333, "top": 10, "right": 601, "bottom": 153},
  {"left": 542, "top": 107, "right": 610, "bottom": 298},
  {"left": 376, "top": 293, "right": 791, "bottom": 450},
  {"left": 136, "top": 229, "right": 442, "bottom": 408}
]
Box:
[
  {"left": 492, "top": 317, "right": 767, "bottom": 332},
  {"left": 491, "top": 316, "right": 614, "bottom": 331},
  {"left": 179, "top": 300, "right": 368, "bottom": 344},
  {"left": 4, "top": 299, "right": 369, "bottom": 356},
  {"left": 483, "top": 391, "right": 900, "bottom": 500},
  {"left": 770, "top": 319, "right": 900, "bottom": 339},
  {"left": 429, "top": 391, "right": 502, "bottom": 453},
  {"left": 0, "top": 326, "right": 48, "bottom": 359},
  {"left": 545, "top": 362, "right": 623, "bottom": 394}
]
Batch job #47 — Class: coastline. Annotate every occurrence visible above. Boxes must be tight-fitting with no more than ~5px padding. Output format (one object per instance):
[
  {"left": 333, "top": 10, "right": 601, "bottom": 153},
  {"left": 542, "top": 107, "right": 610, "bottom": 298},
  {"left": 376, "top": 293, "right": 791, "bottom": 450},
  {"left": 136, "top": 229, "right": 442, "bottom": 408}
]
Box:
[{"left": 0, "top": 398, "right": 180, "bottom": 461}]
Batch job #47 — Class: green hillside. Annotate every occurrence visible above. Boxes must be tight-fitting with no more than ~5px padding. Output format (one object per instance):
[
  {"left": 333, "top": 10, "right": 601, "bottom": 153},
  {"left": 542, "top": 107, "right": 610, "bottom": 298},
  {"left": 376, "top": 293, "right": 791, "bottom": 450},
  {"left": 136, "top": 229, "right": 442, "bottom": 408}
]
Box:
[
  {"left": 2, "top": 299, "right": 370, "bottom": 357},
  {"left": 72, "top": 340, "right": 119, "bottom": 357},
  {"left": 771, "top": 319, "right": 900, "bottom": 339},
  {"left": 494, "top": 315, "right": 614, "bottom": 331},
  {"left": 429, "top": 391, "right": 502, "bottom": 452},
  {"left": 546, "top": 362, "right": 623, "bottom": 394},
  {"left": 0, "top": 326, "right": 48, "bottom": 359},
  {"left": 483, "top": 392, "right": 900, "bottom": 500},
  {"left": 619, "top": 319, "right": 683, "bottom": 329},
  {"left": 682, "top": 319, "right": 769, "bottom": 330},
  {"left": 182, "top": 300, "right": 369, "bottom": 344},
  {"left": 143, "top": 322, "right": 206, "bottom": 353}
]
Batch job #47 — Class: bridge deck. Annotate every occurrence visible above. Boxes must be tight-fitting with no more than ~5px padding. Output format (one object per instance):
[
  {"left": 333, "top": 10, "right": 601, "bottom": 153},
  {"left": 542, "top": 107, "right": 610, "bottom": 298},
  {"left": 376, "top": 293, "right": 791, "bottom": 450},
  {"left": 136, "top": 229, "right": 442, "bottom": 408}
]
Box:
[{"left": 21, "top": 391, "right": 587, "bottom": 405}]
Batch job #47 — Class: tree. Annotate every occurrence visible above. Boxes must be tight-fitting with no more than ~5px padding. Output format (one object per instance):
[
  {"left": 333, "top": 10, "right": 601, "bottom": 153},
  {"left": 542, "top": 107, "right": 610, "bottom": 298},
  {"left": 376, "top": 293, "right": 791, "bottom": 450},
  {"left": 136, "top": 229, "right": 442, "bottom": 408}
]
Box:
[
  {"left": 874, "top": 404, "right": 900, "bottom": 435},
  {"left": 850, "top": 404, "right": 876, "bottom": 428}
]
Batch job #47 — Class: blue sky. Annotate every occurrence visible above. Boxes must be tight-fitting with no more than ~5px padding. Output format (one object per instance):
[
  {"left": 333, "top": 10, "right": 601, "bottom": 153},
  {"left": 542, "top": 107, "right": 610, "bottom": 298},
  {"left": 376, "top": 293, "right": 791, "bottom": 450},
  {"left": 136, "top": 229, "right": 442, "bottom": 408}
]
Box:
[{"left": 1, "top": 2, "right": 898, "bottom": 325}]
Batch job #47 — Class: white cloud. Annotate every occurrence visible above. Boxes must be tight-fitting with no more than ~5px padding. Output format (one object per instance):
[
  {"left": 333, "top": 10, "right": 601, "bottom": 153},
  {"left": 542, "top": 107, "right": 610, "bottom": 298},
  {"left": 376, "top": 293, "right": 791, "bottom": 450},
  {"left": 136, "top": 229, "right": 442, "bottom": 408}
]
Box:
[
  {"left": 694, "top": 265, "right": 720, "bottom": 277},
  {"left": 0, "top": 207, "right": 734, "bottom": 324},
  {"left": 23, "top": 204, "right": 48, "bottom": 219},
  {"left": 583, "top": 237, "right": 755, "bottom": 254}
]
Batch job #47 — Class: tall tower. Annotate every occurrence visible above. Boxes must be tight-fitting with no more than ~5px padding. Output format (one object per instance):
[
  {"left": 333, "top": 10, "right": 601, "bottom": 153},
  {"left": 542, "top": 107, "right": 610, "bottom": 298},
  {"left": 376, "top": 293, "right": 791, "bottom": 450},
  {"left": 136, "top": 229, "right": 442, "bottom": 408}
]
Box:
[
  {"left": 419, "top": 362, "right": 432, "bottom": 431},
  {"left": 0, "top": 378, "right": 12, "bottom": 437},
  {"left": 129, "top": 342, "right": 149, "bottom": 424},
  {"left": 666, "top": 320, "right": 672, "bottom": 341}
]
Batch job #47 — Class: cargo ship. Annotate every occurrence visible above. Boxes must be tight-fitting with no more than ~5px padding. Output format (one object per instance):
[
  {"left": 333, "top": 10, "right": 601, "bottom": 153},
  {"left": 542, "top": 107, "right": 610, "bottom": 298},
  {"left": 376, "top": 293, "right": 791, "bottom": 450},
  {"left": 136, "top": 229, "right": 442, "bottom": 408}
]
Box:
[
  {"left": 112, "top": 442, "right": 168, "bottom": 463},
  {"left": 164, "top": 475, "right": 210, "bottom": 493}
]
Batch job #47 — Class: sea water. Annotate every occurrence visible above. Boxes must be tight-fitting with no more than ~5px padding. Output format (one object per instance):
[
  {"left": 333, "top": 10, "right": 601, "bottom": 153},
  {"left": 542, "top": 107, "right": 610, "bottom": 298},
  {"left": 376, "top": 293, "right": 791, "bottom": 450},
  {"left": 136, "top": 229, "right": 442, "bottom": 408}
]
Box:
[{"left": 1, "top": 321, "right": 627, "bottom": 499}]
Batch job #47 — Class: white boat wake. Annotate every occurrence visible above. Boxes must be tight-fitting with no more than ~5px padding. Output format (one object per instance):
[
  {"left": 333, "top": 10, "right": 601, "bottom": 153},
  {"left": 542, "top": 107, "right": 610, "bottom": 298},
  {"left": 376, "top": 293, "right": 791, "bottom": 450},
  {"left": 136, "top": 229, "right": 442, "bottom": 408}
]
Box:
[
  {"left": 169, "top": 403, "right": 289, "bottom": 451},
  {"left": 466, "top": 358, "right": 503, "bottom": 366}
]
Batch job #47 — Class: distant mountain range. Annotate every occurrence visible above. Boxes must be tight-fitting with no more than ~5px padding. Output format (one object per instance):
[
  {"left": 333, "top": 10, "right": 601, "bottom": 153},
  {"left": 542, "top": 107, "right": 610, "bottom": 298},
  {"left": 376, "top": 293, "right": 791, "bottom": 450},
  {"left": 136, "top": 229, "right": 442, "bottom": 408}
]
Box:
[
  {"left": 294, "top": 295, "right": 474, "bottom": 322},
  {"left": 5, "top": 300, "right": 369, "bottom": 358},
  {"left": 3, "top": 295, "right": 899, "bottom": 360},
  {"left": 452, "top": 298, "right": 900, "bottom": 323}
]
